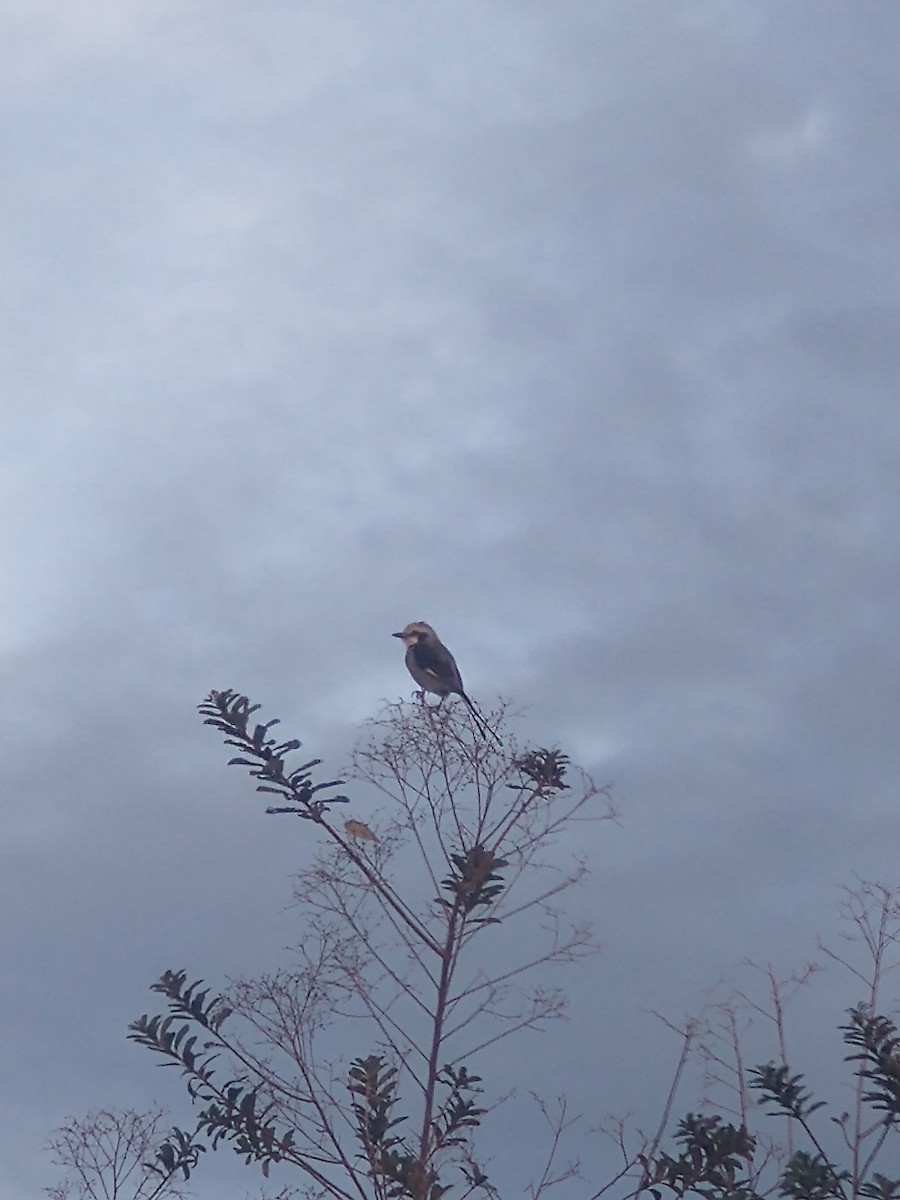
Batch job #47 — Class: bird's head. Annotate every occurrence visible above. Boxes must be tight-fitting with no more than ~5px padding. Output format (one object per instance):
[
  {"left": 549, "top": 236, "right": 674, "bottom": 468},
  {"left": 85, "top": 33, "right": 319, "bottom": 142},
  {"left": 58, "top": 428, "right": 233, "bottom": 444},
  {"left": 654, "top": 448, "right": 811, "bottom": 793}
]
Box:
[{"left": 392, "top": 621, "right": 437, "bottom": 647}]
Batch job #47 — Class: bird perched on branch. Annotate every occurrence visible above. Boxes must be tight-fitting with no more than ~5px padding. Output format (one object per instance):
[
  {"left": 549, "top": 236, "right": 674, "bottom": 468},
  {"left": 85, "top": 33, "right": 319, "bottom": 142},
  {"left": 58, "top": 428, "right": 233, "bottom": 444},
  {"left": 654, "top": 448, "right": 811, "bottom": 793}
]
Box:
[{"left": 392, "top": 621, "right": 501, "bottom": 745}]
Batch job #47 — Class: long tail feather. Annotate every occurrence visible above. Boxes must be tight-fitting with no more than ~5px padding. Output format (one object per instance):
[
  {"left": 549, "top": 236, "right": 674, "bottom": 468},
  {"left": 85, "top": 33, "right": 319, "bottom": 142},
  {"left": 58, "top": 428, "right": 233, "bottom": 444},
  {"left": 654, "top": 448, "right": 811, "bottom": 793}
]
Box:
[{"left": 461, "top": 692, "right": 503, "bottom": 746}]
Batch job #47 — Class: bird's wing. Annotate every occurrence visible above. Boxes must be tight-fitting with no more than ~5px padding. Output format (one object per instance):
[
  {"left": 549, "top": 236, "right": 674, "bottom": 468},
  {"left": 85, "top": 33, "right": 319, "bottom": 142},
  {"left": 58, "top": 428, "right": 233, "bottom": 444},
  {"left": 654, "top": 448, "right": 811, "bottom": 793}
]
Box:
[{"left": 411, "top": 639, "right": 464, "bottom": 692}]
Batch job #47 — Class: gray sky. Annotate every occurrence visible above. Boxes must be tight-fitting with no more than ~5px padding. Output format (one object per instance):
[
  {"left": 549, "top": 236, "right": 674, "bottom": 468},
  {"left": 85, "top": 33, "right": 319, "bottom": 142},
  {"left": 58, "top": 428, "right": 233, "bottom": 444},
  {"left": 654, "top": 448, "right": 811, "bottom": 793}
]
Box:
[{"left": 3, "top": 2, "right": 899, "bottom": 1196}]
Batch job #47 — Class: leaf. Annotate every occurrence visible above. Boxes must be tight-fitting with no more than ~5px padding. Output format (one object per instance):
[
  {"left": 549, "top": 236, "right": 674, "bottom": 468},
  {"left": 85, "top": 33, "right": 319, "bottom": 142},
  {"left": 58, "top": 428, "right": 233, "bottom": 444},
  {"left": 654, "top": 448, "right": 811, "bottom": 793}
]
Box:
[{"left": 345, "top": 819, "right": 378, "bottom": 842}]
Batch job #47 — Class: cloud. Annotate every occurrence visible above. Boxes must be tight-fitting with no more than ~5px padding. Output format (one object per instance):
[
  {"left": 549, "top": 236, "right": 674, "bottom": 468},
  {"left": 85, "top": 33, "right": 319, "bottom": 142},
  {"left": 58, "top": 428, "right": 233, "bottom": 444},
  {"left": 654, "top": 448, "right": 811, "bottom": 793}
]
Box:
[{"left": 4, "top": 3, "right": 898, "bottom": 1196}]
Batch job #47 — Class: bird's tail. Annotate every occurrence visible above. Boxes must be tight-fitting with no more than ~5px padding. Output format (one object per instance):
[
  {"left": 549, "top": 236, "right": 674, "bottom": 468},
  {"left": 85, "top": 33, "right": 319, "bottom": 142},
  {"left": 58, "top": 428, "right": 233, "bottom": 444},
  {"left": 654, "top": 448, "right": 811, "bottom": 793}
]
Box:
[{"left": 461, "top": 692, "right": 503, "bottom": 746}]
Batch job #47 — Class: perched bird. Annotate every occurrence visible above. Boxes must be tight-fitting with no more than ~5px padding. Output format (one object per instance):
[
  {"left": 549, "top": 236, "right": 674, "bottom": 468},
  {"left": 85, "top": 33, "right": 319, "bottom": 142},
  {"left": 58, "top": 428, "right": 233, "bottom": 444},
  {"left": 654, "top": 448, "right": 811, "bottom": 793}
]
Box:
[{"left": 392, "top": 621, "right": 501, "bottom": 744}]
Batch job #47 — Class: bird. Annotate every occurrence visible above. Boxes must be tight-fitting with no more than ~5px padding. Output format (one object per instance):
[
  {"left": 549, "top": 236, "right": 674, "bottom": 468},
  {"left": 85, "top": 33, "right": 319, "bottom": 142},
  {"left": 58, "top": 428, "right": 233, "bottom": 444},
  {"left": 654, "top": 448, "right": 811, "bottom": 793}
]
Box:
[{"left": 392, "top": 621, "right": 501, "bottom": 744}]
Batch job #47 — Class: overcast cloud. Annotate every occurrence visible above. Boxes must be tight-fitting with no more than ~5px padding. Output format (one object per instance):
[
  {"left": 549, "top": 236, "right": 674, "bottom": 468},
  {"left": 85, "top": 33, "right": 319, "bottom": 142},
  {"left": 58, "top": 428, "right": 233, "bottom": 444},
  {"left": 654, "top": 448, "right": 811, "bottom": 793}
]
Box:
[{"left": 3, "top": 2, "right": 899, "bottom": 1196}]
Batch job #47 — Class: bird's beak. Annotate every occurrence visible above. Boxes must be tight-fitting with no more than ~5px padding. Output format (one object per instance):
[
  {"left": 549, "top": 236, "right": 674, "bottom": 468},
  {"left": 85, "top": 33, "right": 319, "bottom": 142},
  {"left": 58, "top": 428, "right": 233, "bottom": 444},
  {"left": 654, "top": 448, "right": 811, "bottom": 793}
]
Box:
[{"left": 391, "top": 632, "right": 404, "bottom": 639}]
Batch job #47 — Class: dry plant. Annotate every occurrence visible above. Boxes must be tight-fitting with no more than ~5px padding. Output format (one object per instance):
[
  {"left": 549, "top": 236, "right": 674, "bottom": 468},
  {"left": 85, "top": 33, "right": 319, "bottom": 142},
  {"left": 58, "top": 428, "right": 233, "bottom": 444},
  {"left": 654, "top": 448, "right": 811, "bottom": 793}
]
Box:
[
  {"left": 604, "top": 880, "right": 900, "bottom": 1199},
  {"left": 46, "top": 687, "right": 899, "bottom": 1200},
  {"left": 44, "top": 1107, "right": 193, "bottom": 1200},
  {"left": 124, "top": 690, "right": 616, "bottom": 1200}
]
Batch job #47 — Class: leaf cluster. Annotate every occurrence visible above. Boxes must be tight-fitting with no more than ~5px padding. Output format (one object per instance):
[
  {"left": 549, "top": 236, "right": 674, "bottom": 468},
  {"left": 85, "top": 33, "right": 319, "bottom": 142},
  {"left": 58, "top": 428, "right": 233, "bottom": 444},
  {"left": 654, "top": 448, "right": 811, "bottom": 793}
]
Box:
[
  {"left": 439, "top": 845, "right": 509, "bottom": 917},
  {"left": 510, "top": 748, "right": 570, "bottom": 794},
  {"left": 776, "top": 1151, "right": 850, "bottom": 1200},
  {"left": 842, "top": 1007, "right": 900, "bottom": 1123},
  {"left": 431, "top": 1065, "right": 487, "bottom": 1154},
  {"left": 128, "top": 970, "right": 295, "bottom": 1180},
  {"left": 198, "top": 689, "right": 349, "bottom": 820},
  {"left": 748, "top": 1065, "right": 825, "bottom": 1123},
  {"left": 148, "top": 1125, "right": 204, "bottom": 1185},
  {"left": 348, "top": 1055, "right": 489, "bottom": 1200},
  {"left": 641, "top": 1113, "right": 758, "bottom": 1199}
]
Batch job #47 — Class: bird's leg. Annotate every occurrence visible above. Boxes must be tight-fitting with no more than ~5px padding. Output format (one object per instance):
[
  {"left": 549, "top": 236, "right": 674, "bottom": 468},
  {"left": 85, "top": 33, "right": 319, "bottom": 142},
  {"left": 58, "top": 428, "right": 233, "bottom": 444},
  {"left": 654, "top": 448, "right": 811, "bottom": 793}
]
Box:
[
  {"left": 425, "top": 696, "right": 443, "bottom": 730},
  {"left": 412, "top": 689, "right": 442, "bottom": 730}
]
